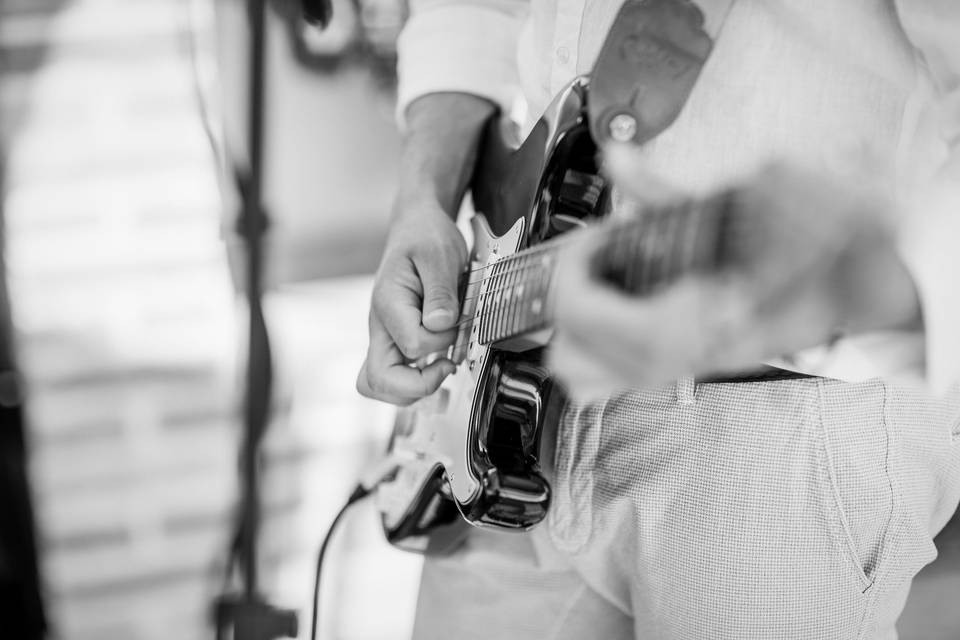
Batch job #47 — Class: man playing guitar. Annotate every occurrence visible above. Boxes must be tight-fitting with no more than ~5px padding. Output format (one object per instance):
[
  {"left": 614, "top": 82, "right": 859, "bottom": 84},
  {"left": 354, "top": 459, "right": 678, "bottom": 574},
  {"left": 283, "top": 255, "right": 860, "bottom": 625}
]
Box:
[{"left": 357, "top": 0, "right": 960, "bottom": 637}]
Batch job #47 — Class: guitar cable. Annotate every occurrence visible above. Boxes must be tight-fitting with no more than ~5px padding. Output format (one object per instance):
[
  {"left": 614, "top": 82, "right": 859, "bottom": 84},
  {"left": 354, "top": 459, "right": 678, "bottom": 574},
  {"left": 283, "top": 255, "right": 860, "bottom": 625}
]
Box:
[{"left": 310, "top": 457, "right": 401, "bottom": 640}]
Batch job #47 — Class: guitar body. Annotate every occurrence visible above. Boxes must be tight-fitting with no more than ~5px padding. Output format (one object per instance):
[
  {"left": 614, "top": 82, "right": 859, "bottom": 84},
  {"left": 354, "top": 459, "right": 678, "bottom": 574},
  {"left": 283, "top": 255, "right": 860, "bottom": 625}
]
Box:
[{"left": 377, "top": 79, "right": 610, "bottom": 554}]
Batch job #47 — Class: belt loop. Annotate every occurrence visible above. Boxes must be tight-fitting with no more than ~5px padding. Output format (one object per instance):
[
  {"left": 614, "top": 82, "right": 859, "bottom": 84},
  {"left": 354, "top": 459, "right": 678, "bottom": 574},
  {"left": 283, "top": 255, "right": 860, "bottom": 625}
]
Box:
[{"left": 676, "top": 375, "right": 696, "bottom": 405}]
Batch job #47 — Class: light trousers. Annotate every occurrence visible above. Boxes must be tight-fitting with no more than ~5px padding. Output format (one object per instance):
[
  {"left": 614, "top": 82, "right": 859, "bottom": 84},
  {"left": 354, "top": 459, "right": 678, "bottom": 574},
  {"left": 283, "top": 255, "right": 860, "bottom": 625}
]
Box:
[{"left": 413, "top": 378, "right": 960, "bottom": 639}]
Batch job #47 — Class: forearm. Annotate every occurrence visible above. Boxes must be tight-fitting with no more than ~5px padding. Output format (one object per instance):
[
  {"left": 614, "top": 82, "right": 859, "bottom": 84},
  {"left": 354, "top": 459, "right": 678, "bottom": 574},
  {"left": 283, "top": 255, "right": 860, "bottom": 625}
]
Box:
[{"left": 398, "top": 93, "right": 497, "bottom": 218}]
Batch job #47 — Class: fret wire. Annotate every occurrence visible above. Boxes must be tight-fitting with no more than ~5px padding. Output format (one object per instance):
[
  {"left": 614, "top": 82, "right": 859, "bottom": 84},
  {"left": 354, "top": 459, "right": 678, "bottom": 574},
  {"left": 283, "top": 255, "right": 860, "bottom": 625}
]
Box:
[
  {"left": 488, "top": 257, "right": 504, "bottom": 344},
  {"left": 480, "top": 259, "right": 501, "bottom": 344},
  {"left": 531, "top": 253, "right": 550, "bottom": 331},
  {"left": 521, "top": 255, "right": 545, "bottom": 335},
  {"left": 491, "top": 258, "right": 509, "bottom": 342},
  {"left": 492, "top": 256, "right": 510, "bottom": 343},
  {"left": 506, "top": 253, "right": 524, "bottom": 341},
  {"left": 535, "top": 247, "right": 550, "bottom": 328},
  {"left": 487, "top": 262, "right": 512, "bottom": 342},
  {"left": 514, "top": 259, "right": 532, "bottom": 338},
  {"left": 482, "top": 260, "right": 494, "bottom": 344},
  {"left": 515, "top": 255, "right": 533, "bottom": 336},
  {"left": 470, "top": 263, "right": 546, "bottom": 310},
  {"left": 462, "top": 250, "right": 559, "bottom": 297},
  {"left": 493, "top": 258, "right": 509, "bottom": 342},
  {"left": 468, "top": 264, "right": 549, "bottom": 339},
  {"left": 500, "top": 258, "right": 514, "bottom": 342},
  {"left": 450, "top": 265, "right": 547, "bottom": 336},
  {"left": 516, "top": 254, "right": 534, "bottom": 336},
  {"left": 487, "top": 256, "right": 512, "bottom": 342},
  {"left": 489, "top": 259, "right": 506, "bottom": 343}
]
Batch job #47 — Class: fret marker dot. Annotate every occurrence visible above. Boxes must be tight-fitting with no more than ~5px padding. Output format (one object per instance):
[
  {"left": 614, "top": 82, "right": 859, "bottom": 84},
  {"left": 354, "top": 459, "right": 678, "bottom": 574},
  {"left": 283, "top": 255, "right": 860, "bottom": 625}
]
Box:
[{"left": 531, "top": 299, "right": 542, "bottom": 315}]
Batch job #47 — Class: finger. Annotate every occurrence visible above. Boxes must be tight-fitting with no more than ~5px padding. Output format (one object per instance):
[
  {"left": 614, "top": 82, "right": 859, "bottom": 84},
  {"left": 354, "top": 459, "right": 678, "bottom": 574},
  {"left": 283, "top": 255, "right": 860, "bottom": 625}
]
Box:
[
  {"left": 414, "top": 245, "right": 465, "bottom": 332},
  {"left": 358, "top": 315, "right": 457, "bottom": 402},
  {"left": 357, "top": 354, "right": 455, "bottom": 404},
  {"left": 372, "top": 267, "right": 458, "bottom": 360},
  {"left": 355, "top": 360, "right": 415, "bottom": 406}
]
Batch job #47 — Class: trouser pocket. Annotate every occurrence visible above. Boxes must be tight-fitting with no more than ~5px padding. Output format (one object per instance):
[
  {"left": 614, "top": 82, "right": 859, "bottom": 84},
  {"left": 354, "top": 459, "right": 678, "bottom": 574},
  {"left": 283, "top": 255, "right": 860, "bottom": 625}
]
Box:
[{"left": 814, "top": 378, "right": 896, "bottom": 591}]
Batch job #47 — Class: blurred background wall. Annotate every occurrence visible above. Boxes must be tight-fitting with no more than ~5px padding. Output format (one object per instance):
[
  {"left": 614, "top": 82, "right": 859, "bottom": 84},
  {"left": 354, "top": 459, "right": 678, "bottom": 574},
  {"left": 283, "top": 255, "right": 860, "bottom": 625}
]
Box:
[
  {"left": 0, "top": 1, "right": 957, "bottom": 639},
  {"left": 0, "top": 0, "right": 417, "bottom": 638}
]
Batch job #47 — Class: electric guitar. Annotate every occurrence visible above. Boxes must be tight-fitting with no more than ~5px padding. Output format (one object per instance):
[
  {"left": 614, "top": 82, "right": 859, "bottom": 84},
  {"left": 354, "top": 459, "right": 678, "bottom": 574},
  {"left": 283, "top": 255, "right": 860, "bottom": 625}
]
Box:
[{"left": 374, "top": 0, "right": 721, "bottom": 554}]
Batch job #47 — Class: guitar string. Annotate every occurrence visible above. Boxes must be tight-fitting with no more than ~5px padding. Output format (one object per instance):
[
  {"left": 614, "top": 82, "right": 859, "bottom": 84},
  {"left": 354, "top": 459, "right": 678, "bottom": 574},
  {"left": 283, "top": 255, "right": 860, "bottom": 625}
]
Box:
[
  {"left": 446, "top": 214, "right": 676, "bottom": 330},
  {"left": 439, "top": 259, "right": 561, "bottom": 353},
  {"left": 428, "top": 318, "right": 553, "bottom": 362},
  {"left": 453, "top": 217, "right": 641, "bottom": 288},
  {"left": 415, "top": 207, "right": 710, "bottom": 360},
  {"left": 439, "top": 213, "right": 695, "bottom": 335},
  {"left": 453, "top": 209, "right": 688, "bottom": 290},
  {"left": 453, "top": 244, "right": 560, "bottom": 294},
  {"left": 455, "top": 233, "right": 571, "bottom": 282},
  {"left": 460, "top": 263, "right": 552, "bottom": 305},
  {"left": 448, "top": 265, "right": 553, "bottom": 332}
]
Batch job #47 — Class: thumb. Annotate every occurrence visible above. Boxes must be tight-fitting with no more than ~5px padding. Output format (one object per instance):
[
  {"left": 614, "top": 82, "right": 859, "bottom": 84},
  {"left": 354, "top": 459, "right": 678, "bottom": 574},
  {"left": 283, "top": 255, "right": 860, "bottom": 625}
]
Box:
[{"left": 416, "top": 247, "right": 463, "bottom": 332}]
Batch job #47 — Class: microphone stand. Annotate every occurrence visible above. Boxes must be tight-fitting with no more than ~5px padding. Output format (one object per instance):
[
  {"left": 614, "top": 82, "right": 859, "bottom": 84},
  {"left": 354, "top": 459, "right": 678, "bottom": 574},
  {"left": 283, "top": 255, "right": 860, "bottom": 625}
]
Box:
[{"left": 213, "top": 0, "right": 298, "bottom": 638}]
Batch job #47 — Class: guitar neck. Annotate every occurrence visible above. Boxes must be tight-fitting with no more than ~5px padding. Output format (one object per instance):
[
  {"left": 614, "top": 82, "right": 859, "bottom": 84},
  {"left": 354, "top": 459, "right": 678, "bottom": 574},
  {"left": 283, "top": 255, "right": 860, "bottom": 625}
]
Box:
[
  {"left": 476, "top": 191, "right": 732, "bottom": 347},
  {"left": 476, "top": 242, "right": 561, "bottom": 346}
]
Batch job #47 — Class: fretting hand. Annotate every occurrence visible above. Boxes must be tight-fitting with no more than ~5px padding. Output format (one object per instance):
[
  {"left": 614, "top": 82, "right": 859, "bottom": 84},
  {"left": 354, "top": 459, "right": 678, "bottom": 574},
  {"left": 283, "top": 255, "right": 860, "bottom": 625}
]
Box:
[{"left": 548, "top": 146, "right": 922, "bottom": 401}]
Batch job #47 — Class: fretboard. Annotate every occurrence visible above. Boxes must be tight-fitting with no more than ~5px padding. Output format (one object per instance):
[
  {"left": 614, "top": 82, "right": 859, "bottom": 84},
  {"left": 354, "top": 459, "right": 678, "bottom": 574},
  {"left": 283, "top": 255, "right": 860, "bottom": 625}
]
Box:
[
  {"left": 476, "top": 244, "right": 560, "bottom": 345},
  {"left": 475, "top": 190, "right": 732, "bottom": 347}
]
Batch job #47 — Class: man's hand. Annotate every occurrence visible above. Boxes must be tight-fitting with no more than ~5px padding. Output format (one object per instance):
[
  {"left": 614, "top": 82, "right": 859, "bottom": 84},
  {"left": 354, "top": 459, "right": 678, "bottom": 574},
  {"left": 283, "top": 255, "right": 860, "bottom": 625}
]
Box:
[
  {"left": 549, "top": 151, "right": 922, "bottom": 400},
  {"left": 356, "top": 196, "right": 466, "bottom": 405},
  {"left": 357, "top": 93, "right": 495, "bottom": 405}
]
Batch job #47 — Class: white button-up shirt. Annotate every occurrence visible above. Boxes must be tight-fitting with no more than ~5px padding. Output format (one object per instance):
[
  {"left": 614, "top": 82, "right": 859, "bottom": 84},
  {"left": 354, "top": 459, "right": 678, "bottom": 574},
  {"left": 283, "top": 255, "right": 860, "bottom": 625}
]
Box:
[{"left": 396, "top": 0, "right": 960, "bottom": 392}]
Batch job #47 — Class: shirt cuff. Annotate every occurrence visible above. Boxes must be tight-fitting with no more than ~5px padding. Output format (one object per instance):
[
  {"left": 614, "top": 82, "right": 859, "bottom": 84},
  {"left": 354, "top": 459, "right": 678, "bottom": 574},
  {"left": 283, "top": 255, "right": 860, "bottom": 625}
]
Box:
[{"left": 396, "top": 5, "right": 524, "bottom": 127}]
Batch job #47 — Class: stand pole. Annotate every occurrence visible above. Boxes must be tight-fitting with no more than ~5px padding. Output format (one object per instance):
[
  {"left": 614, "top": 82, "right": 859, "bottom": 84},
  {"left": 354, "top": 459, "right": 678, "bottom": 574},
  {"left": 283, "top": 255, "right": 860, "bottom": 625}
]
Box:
[{"left": 214, "top": 0, "right": 298, "bottom": 637}]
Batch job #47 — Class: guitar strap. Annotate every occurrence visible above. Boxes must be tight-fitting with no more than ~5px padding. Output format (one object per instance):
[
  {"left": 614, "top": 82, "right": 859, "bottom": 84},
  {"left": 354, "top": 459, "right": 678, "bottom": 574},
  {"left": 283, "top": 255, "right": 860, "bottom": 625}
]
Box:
[{"left": 589, "top": 0, "right": 734, "bottom": 146}]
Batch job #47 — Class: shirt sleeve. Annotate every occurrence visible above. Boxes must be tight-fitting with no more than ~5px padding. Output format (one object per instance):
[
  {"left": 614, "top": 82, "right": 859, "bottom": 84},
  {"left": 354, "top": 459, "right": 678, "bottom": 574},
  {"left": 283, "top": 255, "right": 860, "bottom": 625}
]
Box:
[
  {"left": 893, "top": 0, "right": 960, "bottom": 393},
  {"left": 395, "top": 0, "right": 528, "bottom": 126}
]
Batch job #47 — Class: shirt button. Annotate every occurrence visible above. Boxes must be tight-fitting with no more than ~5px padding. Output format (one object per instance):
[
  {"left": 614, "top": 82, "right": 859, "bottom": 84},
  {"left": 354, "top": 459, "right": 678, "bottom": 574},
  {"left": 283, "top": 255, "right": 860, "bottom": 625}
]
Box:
[{"left": 556, "top": 46, "right": 571, "bottom": 65}]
